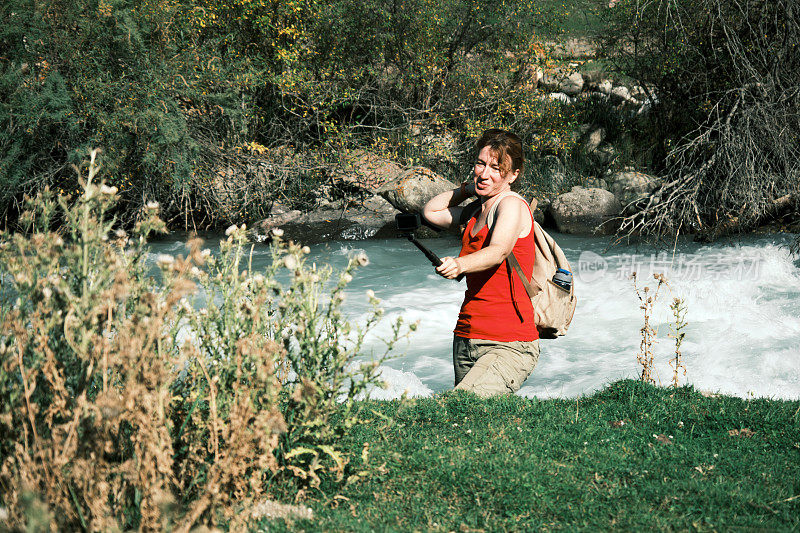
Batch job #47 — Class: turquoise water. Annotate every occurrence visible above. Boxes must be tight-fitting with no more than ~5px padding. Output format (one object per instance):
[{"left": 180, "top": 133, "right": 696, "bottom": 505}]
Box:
[{"left": 149, "top": 232, "right": 800, "bottom": 400}]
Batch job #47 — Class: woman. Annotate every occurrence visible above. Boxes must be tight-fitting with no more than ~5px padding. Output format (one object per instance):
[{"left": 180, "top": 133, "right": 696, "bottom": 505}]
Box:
[{"left": 422, "top": 129, "right": 539, "bottom": 397}]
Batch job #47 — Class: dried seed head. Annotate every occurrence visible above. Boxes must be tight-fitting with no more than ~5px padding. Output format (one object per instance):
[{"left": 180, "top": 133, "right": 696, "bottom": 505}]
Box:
[
  {"left": 355, "top": 252, "right": 369, "bottom": 266},
  {"left": 225, "top": 224, "right": 238, "bottom": 236},
  {"left": 157, "top": 254, "right": 174, "bottom": 267},
  {"left": 283, "top": 255, "right": 298, "bottom": 270}
]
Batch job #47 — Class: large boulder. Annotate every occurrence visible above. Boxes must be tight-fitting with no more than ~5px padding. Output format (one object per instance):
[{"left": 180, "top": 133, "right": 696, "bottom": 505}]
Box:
[
  {"left": 559, "top": 72, "right": 585, "bottom": 97},
  {"left": 550, "top": 186, "right": 621, "bottom": 235},
  {"left": 252, "top": 195, "right": 398, "bottom": 244},
  {"left": 377, "top": 166, "right": 457, "bottom": 213},
  {"left": 609, "top": 171, "right": 662, "bottom": 208},
  {"left": 597, "top": 80, "right": 613, "bottom": 95},
  {"left": 331, "top": 150, "right": 404, "bottom": 194}
]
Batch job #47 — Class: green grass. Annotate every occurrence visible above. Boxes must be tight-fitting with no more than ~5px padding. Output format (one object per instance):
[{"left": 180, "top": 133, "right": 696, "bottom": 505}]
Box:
[{"left": 264, "top": 380, "right": 800, "bottom": 531}]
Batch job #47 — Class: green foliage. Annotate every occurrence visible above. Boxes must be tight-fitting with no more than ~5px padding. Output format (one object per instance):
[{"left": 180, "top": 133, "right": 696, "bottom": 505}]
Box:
[
  {"left": 0, "top": 151, "right": 409, "bottom": 530},
  {"left": 264, "top": 381, "right": 800, "bottom": 531},
  {"left": 0, "top": 0, "right": 575, "bottom": 227}
]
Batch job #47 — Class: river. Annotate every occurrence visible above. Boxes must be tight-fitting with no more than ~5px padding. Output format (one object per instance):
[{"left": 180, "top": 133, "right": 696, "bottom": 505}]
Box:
[{"left": 149, "top": 231, "right": 800, "bottom": 400}]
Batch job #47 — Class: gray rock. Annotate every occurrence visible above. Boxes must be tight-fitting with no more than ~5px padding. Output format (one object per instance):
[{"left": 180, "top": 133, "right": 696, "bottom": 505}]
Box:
[
  {"left": 252, "top": 195, "right": 398, "bottom": 244},
  {"left": 550, "top": 186, "right": 621, "bottom": 235},
  {"left": 539, "top": 72, "right": 561, "bottom": 92},
  {"left": 548, "top": 92, "right": 573, "bottom": 104},
  {"left": 610, "top": 85, "right": 632, "bottom": 104},
  {"left": 581, "top": 69, "right": 606, "bottom": 86},
  {"left": 609, "top": 171, "right": 662, "bottom": 209},
  {"left": 331, "top": 150, "right": 404, "bottom": 194},
  {"left": 597, "top": 80, "right": 613, "bottom": 95},
  {"left": 582, "top": 176, "right": 609, "bottom": 190},
  {"left": 559, "top": 72, "right": 584, "bottom": 96},
  {"left": 377, "top": 166, "right": 457, "bottom": 213},
  {"left": 630, "top": 85, "right": 647, "bottom": 99},
  {"left": 580, "top": 127, "right": 606, "bottom": 154}
]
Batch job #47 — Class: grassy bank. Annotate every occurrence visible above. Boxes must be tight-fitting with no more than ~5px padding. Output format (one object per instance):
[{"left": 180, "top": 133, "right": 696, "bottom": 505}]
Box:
[{"left": 265, "top": 380, "right": 800, "bottom": 531}]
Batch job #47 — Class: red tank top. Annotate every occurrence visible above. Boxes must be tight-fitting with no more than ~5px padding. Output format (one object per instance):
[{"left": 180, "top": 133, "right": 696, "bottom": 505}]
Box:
[{"left": 453, "top": 201, "right": 538, "bottom": 342}]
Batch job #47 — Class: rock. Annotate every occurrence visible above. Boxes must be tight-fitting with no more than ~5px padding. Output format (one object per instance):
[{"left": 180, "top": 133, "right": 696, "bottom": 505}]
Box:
[
  {"left": 539, "top": 71, "right": 561, "bottom": 92},
  {"left": 252, "top": 195, "right": 398, "bottom": 244},
  {"left": 597, "top": 80, "right": 613, "bottom": 95},
  {"left": 251, "top": 499, "right": 314, "bottom": 521},
  {"left": 377, "top": 166, "right": 457, "bottom": 213},
  {"left": 580, "top": 127, "right": 606, "bottom": 154},
  {"left": 332, "top": 150, "right": 404, "bottom": 194},
  {"left": 582, "top": 176, "right": 609, "bottom": 190},
  {"left": 582, "top": 69, "right": 605, "bottom": 87},
  {"left": 548, "top": 92, "right": 573, "bottom": 104},
  {"left": 638, "top": 94, "right": 659, "bottom": 115},
  {"left": 609, "top": 171, "right": 662, "bottom": 208},
  {"left": 610, "top": 85, "right": 632, "bottom": 104},
  {"left": 559, "top": 72, "right": 584, "bottom": 96},
  {"left": 630, "top": 85, "right": 648, "bottom": 99},
  {"left": 550, "top": 186, "right": 621, "bottom": 235}
]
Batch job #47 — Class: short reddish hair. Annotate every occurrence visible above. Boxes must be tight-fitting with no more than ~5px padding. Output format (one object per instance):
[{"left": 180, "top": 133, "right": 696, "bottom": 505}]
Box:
[{"left": 474, "top": 129, "right": 525, "bottom": 177}]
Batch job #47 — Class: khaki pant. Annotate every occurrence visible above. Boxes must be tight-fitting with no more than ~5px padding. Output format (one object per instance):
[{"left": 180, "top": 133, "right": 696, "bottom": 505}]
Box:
[{"left": 453, "top": 336, "right": 540, "bottom": 397}]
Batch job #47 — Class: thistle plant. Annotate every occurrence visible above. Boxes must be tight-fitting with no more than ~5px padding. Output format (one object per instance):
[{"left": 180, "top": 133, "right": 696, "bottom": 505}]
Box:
[
  {"left": 668, "top": 297, "right": 688, "bottom": 387},
  {"left": 631, "top": 272, "right": 668, "bottom": 384},
  {"left": 0, "top": 150, "right": 410, "bottom": 531}
]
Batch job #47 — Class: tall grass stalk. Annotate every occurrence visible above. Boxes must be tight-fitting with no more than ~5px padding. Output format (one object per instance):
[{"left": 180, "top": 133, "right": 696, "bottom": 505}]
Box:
[
  {"left": 631, "top": 272, "right": 668, "bottom": 384},
  {"left": 0, "top": 151, "right": 410, "bottom": 530},
  {"left": 669, "top": 297, "right": 688, "bottom": 387}
]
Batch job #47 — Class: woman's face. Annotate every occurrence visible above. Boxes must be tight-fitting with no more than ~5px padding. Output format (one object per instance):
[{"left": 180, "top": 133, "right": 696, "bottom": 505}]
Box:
[{"left": 472, "top": 145, "right": 519, "bottom": 198}]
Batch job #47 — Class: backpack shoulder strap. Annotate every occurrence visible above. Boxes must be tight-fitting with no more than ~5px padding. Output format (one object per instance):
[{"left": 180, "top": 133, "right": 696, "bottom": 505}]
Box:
[
  {"left": 486, "top": 191, "right": 531, "bottom": 228},
  {"left": 485, "top": 191, "right": 542, "bottom": 298},
  {"left": 508, "top": 252, "right": 543, "bottom": 298}
]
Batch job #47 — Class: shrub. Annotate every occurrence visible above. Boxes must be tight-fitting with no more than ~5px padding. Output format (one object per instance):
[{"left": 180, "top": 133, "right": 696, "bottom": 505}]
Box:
[
  {"left": 603, "top": 0, "right": 800, "bottom": 238},
  {"left": 0, "top": 151, "right": 409, "bottom": 530}
]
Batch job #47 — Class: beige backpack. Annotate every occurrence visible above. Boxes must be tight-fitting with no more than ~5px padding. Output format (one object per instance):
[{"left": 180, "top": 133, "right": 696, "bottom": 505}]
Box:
[{"left": 484, "top": 191, "right": 577, "bottom": 339}]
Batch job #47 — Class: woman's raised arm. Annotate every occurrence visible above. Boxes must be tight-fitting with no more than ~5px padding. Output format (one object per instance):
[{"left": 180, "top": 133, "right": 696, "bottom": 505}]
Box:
[{"left": 422, "top": 182, "right": 476, "bottom": 231}]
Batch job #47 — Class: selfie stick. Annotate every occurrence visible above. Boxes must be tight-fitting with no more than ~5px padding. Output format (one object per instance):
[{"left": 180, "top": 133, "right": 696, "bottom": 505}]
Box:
[{"left": 404, "top": 233, "right": 442, "bottom": 267}]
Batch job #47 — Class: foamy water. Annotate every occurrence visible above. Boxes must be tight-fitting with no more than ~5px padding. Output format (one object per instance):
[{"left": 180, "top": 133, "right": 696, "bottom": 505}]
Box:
[
  {"left": 149, "top": 232, "right": 800, "bottom": 400},
  {"left": 309, "top": 233, "right": 800, "bottom": 400}
]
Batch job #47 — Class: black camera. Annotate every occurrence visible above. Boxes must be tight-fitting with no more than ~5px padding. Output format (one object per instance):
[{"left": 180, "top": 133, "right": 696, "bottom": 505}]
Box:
[{"left": 395, "top": 212, "right": 422, "bottom": 234}]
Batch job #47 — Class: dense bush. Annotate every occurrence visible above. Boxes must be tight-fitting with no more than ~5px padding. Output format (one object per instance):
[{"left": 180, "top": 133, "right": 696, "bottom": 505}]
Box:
[
  {"left": 0, "top": 151, "right": 410, "bottom": 530},
  {"left": 0, "top": 0, "right": 574, "bottom": 228},
  {"left": 602, "top": 0, "right": 800, "bottom": 237}
]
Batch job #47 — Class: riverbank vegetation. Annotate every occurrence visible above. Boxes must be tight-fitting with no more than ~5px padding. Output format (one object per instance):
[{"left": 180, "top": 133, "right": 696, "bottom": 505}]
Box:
[
  {"left": 0, "top": 160, "right": 414, "bottom": 530},
  {"left": 261, "top": 380, "right": 800, "bottom": 531},
  {"left": 602, "top": 0, "right": 800, "bottom": 240},
  {"left": 3, "top": 0, "right": 796, "bottom": 237}
]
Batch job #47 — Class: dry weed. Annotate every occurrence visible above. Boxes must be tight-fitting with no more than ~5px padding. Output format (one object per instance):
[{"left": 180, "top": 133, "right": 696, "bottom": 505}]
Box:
[{"left": 0, "top": 150, "right": 408, "bottom": 531}]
